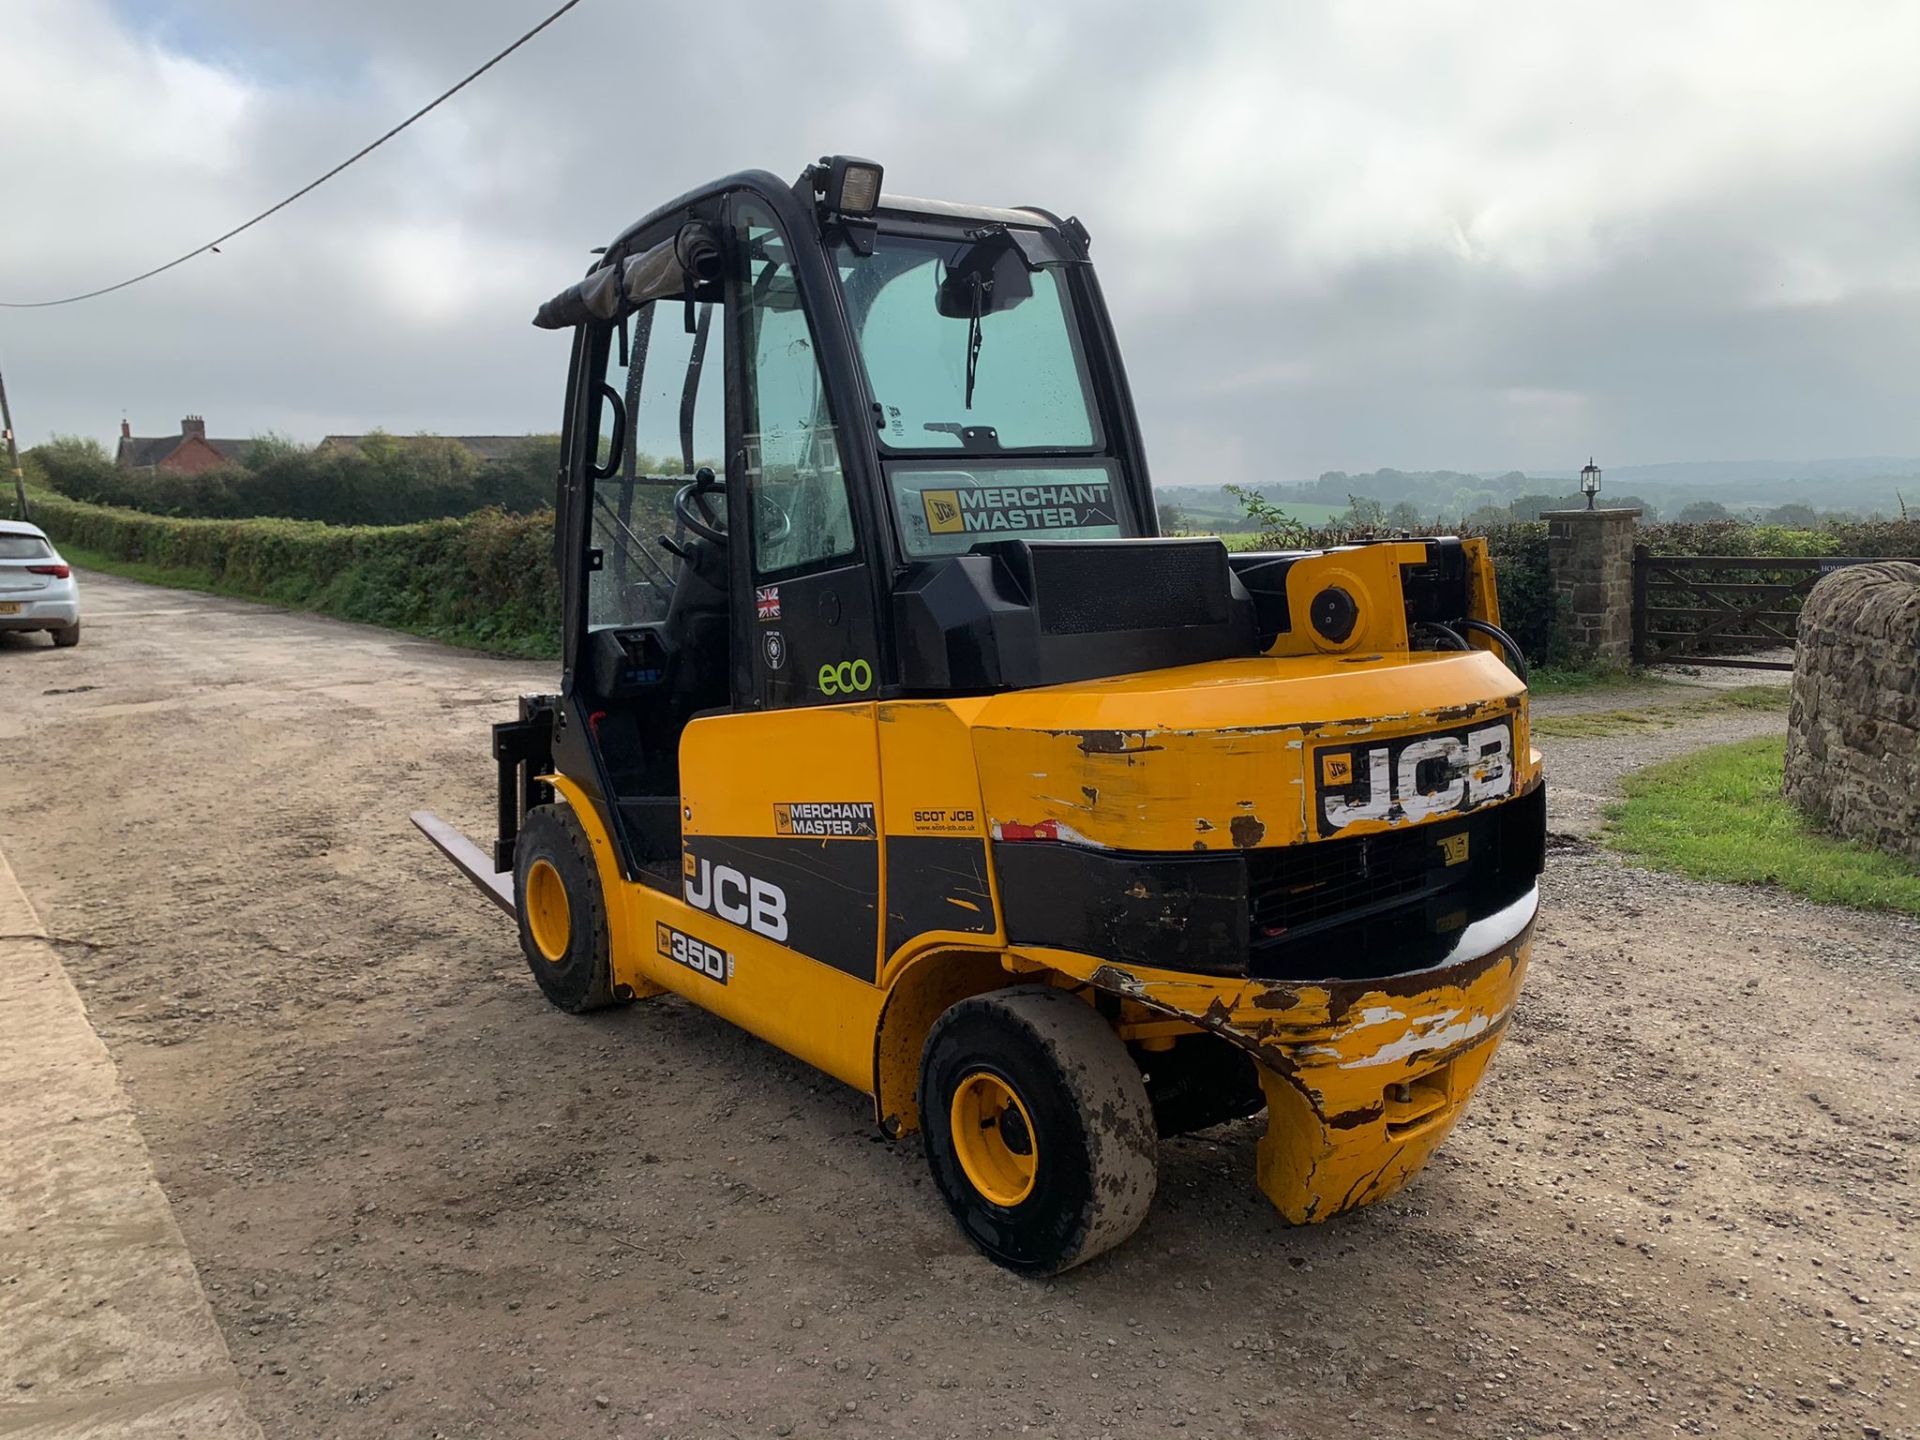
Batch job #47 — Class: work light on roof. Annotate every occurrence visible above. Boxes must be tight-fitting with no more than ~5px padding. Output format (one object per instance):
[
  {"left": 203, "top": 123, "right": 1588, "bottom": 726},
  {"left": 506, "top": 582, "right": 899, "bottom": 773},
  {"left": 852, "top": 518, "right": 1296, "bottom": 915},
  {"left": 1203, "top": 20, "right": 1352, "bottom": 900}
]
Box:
[{"left": 823, "top": 155, "right": 883, "bottom": 216}]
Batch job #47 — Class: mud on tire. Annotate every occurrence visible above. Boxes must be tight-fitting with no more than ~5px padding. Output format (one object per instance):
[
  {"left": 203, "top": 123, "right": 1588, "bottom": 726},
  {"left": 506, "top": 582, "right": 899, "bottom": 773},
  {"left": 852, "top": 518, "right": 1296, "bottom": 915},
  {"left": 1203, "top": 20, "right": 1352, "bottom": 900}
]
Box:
[
  {"left": 513, "top": 804, "right": 622, "bottom": 1013},
  {"left": 919, "top": 985, "right": 1157, "bottom": 1275}
]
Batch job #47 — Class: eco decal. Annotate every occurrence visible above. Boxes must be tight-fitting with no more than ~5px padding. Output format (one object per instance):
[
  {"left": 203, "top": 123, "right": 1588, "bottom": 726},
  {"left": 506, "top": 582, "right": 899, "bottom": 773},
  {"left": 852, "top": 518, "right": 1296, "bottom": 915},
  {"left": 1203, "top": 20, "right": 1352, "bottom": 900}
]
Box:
[
  {"left": 817, "top": 659, "right": 873, "bottom": 696},
  {"left": 656, "top": 922, "right": 733, "bottom": 984},
  {"left": 682, "top": 853, "right": 789, "bottom": 942},
  {"left": 774, "top": 802, "right": 876, "bottom": 838},
  {"left": 755, "top": 585, "right": 781, "bottom": 621},
  {"left": 920, "top": 481, "right": 1115, "bottom": 536},
  {"left": 1317, "top": 720, "right": 1513, "bottom": 835}
]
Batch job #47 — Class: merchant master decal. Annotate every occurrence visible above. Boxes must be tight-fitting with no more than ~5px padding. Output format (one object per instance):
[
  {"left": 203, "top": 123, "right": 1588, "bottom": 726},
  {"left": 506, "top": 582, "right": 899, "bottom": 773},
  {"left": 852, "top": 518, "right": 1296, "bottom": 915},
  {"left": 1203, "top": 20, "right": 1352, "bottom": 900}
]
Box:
[
  {"left": 921, "top": 481, "right": 1116, "bottom": 536},
  {"left": 773, "top": 802, "right": 877, "bottom": 838}
]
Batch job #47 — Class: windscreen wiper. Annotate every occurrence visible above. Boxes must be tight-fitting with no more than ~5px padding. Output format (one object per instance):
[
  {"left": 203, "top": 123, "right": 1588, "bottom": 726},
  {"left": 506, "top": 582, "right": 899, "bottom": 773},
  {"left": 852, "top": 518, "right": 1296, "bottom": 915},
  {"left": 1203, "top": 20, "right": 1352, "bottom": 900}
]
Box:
[{"left": 963, "top": 272, "right": 984, "bottom": 409}]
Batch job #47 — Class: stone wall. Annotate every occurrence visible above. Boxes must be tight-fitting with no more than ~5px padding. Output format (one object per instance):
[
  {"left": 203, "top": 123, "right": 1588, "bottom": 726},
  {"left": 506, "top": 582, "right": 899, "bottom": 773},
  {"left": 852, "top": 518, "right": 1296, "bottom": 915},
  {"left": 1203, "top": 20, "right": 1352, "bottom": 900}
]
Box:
[
  {"left": 1783, "top": 561, "right": 1920, "bottom": 864},
  {"left": 1542, "top": 508, "right": 1640, "bottom": 664}
]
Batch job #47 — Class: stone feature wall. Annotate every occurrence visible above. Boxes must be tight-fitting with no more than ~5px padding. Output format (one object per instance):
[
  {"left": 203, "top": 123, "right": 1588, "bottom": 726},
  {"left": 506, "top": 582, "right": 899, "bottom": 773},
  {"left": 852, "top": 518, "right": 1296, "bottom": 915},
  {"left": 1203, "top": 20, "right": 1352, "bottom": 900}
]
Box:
[
  {"left": 1543, "top": 508, "right": 1641, "bottom": 664},
  {"left": 1783, "top": 561, "right": 1920, "bottom": 864}
]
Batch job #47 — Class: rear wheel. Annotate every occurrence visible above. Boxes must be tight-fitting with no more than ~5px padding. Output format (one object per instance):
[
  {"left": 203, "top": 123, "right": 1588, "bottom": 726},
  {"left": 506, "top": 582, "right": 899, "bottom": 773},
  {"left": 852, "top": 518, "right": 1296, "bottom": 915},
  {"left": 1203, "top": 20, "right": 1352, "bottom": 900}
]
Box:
[
  {"left": 51, "top": 622, "right": 80, "bottom": 648},
  {"left": 919, "top": 986, "right": 1157, "bottom": 1274},
  {"left": 513, "top": 804, "right": 621, "bottom": 1013}
]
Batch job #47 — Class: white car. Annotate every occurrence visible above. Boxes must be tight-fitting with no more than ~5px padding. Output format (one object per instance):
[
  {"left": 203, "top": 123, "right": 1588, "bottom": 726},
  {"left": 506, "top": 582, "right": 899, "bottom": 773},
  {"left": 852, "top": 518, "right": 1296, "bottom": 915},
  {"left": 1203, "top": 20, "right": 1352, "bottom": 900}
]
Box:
[{"left": 0, "top": 519, "right": 80, "bottom": 647}]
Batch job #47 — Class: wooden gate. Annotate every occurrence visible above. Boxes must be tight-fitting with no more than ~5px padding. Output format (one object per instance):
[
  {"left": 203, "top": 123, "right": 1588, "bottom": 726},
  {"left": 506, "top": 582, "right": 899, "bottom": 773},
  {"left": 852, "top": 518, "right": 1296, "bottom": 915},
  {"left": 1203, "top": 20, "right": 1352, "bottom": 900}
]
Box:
[{"left": 1631, "top": 549, "right": 1910, "bottom": 669}]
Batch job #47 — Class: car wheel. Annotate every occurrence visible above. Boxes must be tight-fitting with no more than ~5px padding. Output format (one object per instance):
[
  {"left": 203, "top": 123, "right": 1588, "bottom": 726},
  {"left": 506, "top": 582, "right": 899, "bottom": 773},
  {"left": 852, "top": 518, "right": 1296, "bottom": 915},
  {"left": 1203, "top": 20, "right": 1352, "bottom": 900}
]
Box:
[
  {"left": 919, "top": 985, "right": 1157, "bottom": 1275},
  {"left": 512, "top": 804, "right": 623, "bottom": 1013},
  {"left": 51, "top": 622, "right": 80, "bottom": 648}
]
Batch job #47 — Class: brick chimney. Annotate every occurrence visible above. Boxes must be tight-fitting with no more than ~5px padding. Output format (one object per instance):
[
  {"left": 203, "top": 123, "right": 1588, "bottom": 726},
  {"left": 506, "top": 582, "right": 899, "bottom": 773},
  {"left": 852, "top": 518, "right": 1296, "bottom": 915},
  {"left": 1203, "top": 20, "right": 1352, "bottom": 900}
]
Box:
[
  {"left": 181, "top": 415, "right": 206, "bottom": 440},
  {"left": 121, "top": 418, "right": 131, "bottom": 439}
]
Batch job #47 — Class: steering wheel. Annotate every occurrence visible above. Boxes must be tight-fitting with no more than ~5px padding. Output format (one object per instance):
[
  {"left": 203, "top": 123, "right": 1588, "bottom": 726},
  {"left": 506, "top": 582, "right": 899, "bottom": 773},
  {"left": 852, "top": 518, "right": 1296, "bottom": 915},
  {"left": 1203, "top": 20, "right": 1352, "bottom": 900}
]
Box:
[
  {"left": 674, "top": 468, "right": 730, "bottom": 545},
  {"left": 671, "top": 467, "right": 794, "bottom": 547}
]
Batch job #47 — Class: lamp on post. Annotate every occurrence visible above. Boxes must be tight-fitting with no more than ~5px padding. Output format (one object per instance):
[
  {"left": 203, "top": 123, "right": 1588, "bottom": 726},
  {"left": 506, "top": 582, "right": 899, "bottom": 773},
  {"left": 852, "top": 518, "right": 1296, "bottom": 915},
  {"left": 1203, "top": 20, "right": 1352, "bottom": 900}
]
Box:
[{"left": 1580, "top": 457, "right": 1602, "bottom": 510}]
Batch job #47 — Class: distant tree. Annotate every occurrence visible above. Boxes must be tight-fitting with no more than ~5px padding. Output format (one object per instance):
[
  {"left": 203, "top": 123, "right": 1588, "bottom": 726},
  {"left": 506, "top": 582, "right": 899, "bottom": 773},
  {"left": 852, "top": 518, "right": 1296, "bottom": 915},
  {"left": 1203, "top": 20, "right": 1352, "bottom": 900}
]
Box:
[
  {"left": 1676, "top": 500, "right": 1732, "bottom": 523},
  {"left": 1341, "top": 495, "right": 1388, "bottom": 528},
  {"left": 1508, "top": 493, "right": 1563, "bottom": 521},
  {"left": 1763, "top": 502, "right": 1820, "bottom": 527},
  {"left": 31, "top": 435, "right": 116, "bottom": 500},
  {"left": 1387, "top": 500, "right": 1424, "bottom": 531},
  {"left": 1156, "top": 500, "right": 1188, "bottom": 534},
  {"left": 1225, "top": 483, "right": 1313, "bottom": 549}
]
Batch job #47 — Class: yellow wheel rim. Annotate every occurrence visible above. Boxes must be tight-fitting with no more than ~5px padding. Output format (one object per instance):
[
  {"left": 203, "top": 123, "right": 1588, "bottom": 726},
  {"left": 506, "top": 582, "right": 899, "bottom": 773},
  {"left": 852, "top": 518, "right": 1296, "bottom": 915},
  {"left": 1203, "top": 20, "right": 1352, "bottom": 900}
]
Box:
[
  {"left": 525, "top": 858, "right": 572, "bottom": 963},
  {"left": 949, "top": 1071, "right": 1038, "bottom": 1207}
]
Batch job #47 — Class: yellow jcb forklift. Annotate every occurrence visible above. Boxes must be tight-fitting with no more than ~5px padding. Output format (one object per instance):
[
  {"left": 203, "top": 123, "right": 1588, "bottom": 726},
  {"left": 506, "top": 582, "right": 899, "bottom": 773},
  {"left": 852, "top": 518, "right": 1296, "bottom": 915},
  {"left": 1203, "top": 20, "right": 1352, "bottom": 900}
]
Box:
[{"left": 415, "top": 156, "right": 1545, "bottom": 1273}]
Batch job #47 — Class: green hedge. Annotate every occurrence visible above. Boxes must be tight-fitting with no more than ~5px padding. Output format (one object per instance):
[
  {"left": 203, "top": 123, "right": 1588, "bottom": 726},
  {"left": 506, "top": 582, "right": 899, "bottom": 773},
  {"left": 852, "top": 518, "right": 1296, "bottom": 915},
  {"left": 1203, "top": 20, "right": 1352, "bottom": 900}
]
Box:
[
  {"left": 30, "top": 488, "right": 572, "bottom": 657},
  {"left": 32, "top": 433, "right": 563, "bottom": 527}
]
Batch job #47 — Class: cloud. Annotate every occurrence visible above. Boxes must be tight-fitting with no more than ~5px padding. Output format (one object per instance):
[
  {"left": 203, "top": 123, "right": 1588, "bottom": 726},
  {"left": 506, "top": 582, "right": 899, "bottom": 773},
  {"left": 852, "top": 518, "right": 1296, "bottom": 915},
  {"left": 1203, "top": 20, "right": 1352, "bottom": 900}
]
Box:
[{"left": 2, "top": 0, "right": 1918, "bottom": 479}]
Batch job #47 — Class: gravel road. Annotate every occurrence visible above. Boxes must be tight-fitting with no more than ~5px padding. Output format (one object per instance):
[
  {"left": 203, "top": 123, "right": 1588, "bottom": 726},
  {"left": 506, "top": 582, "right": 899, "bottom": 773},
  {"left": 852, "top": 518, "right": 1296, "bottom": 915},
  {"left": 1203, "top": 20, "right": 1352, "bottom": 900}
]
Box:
[{"left": 2, "top": 574, "right": 1915, "bottom": 1440}]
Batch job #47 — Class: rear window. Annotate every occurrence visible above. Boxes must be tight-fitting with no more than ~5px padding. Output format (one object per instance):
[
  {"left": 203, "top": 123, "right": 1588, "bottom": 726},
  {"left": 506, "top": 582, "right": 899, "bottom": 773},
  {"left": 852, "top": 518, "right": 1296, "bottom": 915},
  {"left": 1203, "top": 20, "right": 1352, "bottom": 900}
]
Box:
[{"left": 0, "top": 534, "right": 52, "bottom": 560}]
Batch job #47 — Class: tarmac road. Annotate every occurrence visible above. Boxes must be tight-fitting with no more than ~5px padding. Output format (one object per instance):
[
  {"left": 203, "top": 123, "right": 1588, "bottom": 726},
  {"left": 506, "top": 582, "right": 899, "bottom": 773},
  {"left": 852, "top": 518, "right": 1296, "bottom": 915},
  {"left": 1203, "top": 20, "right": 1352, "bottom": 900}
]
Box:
[{"left": 2, "top": 572, "right": 1916, "bottom": 1439}]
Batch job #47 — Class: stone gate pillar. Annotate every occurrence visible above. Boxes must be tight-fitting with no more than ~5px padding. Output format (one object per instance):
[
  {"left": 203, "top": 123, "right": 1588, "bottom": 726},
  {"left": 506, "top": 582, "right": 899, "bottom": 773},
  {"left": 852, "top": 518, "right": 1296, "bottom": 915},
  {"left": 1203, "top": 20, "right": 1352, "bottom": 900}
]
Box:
[{"left": 1543, "top": 507, "right": 1641, "bottom": 665}]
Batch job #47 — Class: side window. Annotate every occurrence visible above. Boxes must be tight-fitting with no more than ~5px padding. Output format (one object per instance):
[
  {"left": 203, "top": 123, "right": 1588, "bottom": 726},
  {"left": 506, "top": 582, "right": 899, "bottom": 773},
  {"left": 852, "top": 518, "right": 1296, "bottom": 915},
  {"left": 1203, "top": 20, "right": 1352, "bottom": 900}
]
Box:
[
  {"left": 737, "top": 206, "right": 856, "bottom": 576},
  {"left": 587, "top": 298, "right": 725, "bottom": 629}
]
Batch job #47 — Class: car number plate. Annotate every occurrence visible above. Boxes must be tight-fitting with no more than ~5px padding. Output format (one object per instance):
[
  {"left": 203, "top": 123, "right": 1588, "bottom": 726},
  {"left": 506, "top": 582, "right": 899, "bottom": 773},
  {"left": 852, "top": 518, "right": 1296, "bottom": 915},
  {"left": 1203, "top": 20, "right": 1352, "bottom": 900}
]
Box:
[
  {"left": 0, "top": 602, "right": 22, "bottom": 615},
  {"left": 1316, "top": 719, "right": 1514, "bottom": 835}
]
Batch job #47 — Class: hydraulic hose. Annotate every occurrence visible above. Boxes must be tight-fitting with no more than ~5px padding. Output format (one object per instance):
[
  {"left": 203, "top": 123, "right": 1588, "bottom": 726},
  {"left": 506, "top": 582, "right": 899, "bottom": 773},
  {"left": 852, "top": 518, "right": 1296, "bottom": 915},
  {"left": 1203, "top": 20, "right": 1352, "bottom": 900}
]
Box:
[{"left": 1456, "top": 617, "right": 1529, "bottom": 683}]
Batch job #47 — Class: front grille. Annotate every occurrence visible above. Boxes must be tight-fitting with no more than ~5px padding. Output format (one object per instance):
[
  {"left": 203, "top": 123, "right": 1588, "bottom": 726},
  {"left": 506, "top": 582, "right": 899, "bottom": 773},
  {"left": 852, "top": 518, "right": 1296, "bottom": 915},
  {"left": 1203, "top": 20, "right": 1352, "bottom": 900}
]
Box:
[{"left": 1245, "top": 784, "right": 1544, "bottom": 981}]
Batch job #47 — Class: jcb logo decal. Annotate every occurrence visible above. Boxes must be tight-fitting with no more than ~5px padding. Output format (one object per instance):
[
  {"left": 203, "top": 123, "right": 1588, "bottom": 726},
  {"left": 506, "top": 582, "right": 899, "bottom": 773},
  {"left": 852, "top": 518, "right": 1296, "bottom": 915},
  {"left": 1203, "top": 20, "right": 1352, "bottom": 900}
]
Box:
[
  {"left": 817, "top": 659, "right": 873, "bottom": 697},
  {"left": 1318, "top": 721, "right": 1513, "bottom": 834},
  {"left": 924, "top": 490, "right": 963, "bottom": 534},
  {"left": 683, "top": 855, "right": 788, "bottom": 942}
]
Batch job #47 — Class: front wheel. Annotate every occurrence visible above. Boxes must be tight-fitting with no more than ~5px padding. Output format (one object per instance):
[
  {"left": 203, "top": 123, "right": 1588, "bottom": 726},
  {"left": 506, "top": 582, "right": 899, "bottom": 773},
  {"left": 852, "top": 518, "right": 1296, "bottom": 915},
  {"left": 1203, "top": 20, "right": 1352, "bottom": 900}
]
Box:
[
  {"left": 919, "top": 986, "right": 1157, "bottom": 1275},
  {"left": 513, "top": 804, "right": 622, "bottom": 1013}
]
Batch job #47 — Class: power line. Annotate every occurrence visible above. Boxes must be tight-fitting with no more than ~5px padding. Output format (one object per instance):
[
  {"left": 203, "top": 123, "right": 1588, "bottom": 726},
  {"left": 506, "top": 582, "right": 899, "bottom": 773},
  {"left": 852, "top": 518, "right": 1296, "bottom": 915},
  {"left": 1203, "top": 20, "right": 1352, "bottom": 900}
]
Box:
[{"left": 0, "top": 0, "right": 585, "bottom": 310}]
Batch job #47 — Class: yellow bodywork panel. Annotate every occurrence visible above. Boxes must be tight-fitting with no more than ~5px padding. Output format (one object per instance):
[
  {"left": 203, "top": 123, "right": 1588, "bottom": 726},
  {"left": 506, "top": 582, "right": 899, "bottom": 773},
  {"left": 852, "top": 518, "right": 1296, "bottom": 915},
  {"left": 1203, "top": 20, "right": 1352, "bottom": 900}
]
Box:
[
  {"left": 548, "top": 769, "right": 885, "bottom": 1094},
  {"left": 970, "top": 649, "right": 1533, "bottom": 852}
]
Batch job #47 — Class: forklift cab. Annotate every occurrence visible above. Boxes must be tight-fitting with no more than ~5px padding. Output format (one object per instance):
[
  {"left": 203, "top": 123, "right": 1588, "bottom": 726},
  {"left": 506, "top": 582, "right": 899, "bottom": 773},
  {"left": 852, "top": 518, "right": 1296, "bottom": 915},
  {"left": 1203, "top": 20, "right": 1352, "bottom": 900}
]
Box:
[{"left": 534, "top": 157, "right": 1171, "bottom": 888}]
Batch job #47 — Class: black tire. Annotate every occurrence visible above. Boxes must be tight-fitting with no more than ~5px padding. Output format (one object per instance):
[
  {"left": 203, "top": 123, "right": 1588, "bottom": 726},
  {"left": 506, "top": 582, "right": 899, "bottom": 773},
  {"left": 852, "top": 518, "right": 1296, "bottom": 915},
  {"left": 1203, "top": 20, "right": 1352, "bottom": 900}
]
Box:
[
  {"left": 51, "top": 622, "right": 80, "bottom": 649},
  {"left": 513, "top": 804, "right": 621, "bottom": 1013},
  {"left": 919, "top": 986, "right": 1157, "bottom": 1275}
]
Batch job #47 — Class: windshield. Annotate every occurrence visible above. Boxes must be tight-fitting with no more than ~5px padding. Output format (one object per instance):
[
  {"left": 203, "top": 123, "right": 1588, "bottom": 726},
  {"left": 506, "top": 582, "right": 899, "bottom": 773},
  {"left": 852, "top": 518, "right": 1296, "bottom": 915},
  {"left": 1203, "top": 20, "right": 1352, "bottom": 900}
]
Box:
[
  {"left": 837, "top": 227, "right": 1137, "bottom": 558},
  {"left": 836, "top": 231, "right": 1099, "bottom": 453}
]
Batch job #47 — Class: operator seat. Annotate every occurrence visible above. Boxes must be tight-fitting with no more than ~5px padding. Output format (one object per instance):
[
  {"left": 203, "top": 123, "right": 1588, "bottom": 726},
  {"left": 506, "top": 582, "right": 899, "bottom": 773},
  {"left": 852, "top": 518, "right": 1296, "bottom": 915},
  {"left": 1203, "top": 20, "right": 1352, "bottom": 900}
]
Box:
[{"left": 661, "top": 533, "right": 730, "bottom": 714}]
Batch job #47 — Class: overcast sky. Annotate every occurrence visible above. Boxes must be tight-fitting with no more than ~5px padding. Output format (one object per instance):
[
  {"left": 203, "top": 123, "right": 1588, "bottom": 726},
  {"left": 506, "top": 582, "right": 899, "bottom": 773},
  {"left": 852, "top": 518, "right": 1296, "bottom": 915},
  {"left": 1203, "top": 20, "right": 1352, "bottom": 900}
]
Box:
[{"left": 4, "top": 0, "right": 1919, "bottom": 483}]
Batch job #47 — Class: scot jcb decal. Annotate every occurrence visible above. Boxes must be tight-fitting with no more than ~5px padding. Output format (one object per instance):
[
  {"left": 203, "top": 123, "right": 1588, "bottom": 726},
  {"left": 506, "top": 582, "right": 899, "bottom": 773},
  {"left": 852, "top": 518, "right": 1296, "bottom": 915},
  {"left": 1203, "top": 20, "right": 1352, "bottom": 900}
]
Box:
[
  {"left": 755, "top": 585, "right": 781, "bottom": 621},
  {"left": 774, "top": 801, "right": 876, "bottom": 838},
  {"left": 910, "top": 807, "right": 978, "bottom": 834},
  {"left": 656, "top": 922, "right": 733, "bottom": 985},
  {"left": 1317, "top": 721, "right": 1513, "bottom": 835},
  {"left": 921, "top": 482, "right": 1115, "bottom": 536}
]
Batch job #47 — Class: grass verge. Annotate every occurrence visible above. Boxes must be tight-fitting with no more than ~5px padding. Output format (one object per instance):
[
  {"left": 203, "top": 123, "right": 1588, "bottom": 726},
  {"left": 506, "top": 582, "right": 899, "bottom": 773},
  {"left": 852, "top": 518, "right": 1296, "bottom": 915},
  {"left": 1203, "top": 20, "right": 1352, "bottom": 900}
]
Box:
[
  {"left": 1527, "top": 665, "right": 1659, "bottom": 698},
  {"left": 1533, "top": 684, "right": 1789, "bottom": 738},
  {"left": 1603, "top": 736, "right": 1920, "bottom": 913}
]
